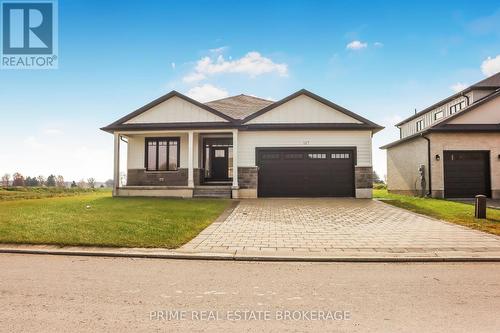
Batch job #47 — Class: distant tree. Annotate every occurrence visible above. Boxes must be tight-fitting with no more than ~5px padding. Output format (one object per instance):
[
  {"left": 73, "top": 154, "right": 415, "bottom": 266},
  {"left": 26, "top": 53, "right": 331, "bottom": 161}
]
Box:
[
  {"left": 46, "top": 174, "right": 56, "bottom": 187},
  {"left": 25, "top": 176, "right": 39, "bottom": 187},
  {"left": 372, "top": 171, "right": 384, "bottom": 184},
  {"left": 70, "top": 181, "right": 77, "bottom": 188},
  {"left": 37, "top": 175, "right": 46, "bottom": 187},
  {"left": 12, "top": 172, "right": 25, "bottom": 187},
  {"left": 31, "top": 177, "right": 40, "bottom": 186},
  {"left": 56, "top": 175, "right": 65, "bottom": 188},
  {"left": 1, "top": 174, "right": 10, "bottom": 187},
  {"left": 77, "top": 179, "right": 87, "bottom": 188},
  {"left": 100, "top": 184, "right": 104, "bottom": 188},
  {"left": 104, "top": 179, "right": 114, "bottom": 188},
  {"left": 87, "top": 177, "right": 96, "bottom": 189}
]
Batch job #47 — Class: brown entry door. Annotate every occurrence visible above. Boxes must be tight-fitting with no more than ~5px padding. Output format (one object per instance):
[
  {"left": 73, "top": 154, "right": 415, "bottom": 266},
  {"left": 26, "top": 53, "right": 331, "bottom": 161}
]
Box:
[
  {"left": 210, "top": 147, "right": 229, "bottom": 180},
  {"left": 444, "top": 150, "right": 491, "bottom": 198},
  {"left": 257, "top": 149, "right": 355, "bottom": 197}
]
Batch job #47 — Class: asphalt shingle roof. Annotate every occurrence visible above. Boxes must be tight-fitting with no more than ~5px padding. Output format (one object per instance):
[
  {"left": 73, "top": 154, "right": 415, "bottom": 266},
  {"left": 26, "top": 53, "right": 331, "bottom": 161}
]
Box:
[
  {"left": 472, "top": 71, "right": 500, "bottom": 88},
  {"left": 204, "top": 94, "right": 275, "bottom": 120}
]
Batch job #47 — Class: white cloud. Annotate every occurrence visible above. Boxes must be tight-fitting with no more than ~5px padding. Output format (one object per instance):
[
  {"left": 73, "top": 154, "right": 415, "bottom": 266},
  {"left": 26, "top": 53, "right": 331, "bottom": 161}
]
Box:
[
  {"left": 183, "top": 72, "right": 206, "bottom": 83},
  {"left": 185, "top": 84, "right": 229, "bottom": 102},
  {"left": 209, "top": 46, "right": 228, "bottom": 54},
  {"left": 183, "top": 51, "right": 288, "bottom": 83},
  {"left": 171, "top": 62, "right": 176, "bottom": 70},
  {"left": 24, "top": 136, "right": 45, "bottom": 149},
  {"left": 346, "top": 40, "right": 367, "bottom": 50},
  {"left": 43, "top": 128, "right": 62, "bottom": 135},
  {"left": 450, "top": 82, "right": 468, "bottom": 93},
  {"left": 374, "top": 42, "right": 384, "bottom": 48},
  {"left": 481, "top": 55, "right": 500, "bottom": 76}
]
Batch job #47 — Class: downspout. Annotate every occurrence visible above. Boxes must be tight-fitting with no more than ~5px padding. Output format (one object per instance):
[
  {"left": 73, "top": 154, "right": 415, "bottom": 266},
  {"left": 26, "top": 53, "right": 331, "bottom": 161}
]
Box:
[
  {"left": 421, "top": 134, "right": 431, "bottom": 197},
  {"left": 461, "top": 92, "right": 470, "bottom": 106}
]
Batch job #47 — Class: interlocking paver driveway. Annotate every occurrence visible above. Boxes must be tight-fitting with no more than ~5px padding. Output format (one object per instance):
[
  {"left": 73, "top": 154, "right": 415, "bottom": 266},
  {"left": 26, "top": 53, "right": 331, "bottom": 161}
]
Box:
[{"left": 182, "top": 199, "right": 500, "bottom": 257}]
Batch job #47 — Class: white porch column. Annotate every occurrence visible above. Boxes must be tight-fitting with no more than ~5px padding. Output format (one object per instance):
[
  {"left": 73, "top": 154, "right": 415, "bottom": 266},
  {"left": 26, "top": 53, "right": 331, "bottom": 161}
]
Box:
[
  {"left": 232, "top": 129, "right": 239, "bottom": 188},
  {"left": 113, "top": 132, "right": 120, "bottom": 196},
  {"left": 188, "top": 131, "right": 194, "bottom": 188}
]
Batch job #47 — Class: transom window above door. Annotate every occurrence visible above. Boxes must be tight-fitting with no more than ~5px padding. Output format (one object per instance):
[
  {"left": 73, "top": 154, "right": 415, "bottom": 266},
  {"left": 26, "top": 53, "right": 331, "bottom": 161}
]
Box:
[
  {"left": 214, "top": 149, "right": 225, "bottom": 158},
  {"left": 145, "top": 137, "right": 180, "bottom": 171}
]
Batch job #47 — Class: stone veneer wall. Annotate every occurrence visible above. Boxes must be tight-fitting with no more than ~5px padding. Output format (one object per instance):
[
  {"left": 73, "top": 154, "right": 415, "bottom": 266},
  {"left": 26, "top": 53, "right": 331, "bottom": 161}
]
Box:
[
  {"left": 238, "top": 167, "right": 258, "bottom": 189},
  {"left": 193, "top": 169, "right": 203, "bottom": 186},
  {"left": 355, "top": 166, "right": 373, "bottom": 189},
  {"left": 127, "top": 168, "right": 202, "bottom": 186}
]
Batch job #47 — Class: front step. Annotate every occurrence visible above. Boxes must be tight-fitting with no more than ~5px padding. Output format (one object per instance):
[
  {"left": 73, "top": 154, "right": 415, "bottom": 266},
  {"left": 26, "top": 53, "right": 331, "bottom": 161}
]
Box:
[{"left": 193, "top": 186, "right": 232, "bottom": 199}]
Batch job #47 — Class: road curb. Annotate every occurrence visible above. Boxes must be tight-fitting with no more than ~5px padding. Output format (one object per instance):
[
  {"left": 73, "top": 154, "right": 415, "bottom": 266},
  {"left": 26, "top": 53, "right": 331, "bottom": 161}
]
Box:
[{"left": 2, "top": 248, "right": 500, "bottom": 262}]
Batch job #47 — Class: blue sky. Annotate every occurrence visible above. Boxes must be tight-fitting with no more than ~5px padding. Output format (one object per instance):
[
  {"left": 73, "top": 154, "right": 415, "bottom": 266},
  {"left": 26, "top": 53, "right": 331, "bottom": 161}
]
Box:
[{"left": 1, "top": 0, "right": 499, "bottom": 181}]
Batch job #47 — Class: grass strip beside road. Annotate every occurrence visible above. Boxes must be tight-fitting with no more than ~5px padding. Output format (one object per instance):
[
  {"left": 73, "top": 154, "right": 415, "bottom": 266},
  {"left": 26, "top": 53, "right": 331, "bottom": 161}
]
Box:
[{"left": 374, "top": 189, "right": 500, "bottom": 236}]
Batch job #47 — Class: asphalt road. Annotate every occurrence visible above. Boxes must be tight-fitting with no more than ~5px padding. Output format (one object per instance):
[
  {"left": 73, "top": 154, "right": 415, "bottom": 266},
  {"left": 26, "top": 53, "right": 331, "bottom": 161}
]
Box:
[{"left": 1, "top": 254, "right": 499, "bottom": 332}]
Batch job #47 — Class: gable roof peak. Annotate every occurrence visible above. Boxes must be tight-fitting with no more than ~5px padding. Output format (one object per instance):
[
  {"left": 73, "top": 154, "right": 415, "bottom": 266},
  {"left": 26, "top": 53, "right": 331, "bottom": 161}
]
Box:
[
  {"left": 206, "top": 93, "right": 274, "bottom": 104},
  {"left": 240, "top": 88, "right": 383, "bottom": 131},
  {"left": 100, "top": 90, "right": 236, "bottom": 131}
]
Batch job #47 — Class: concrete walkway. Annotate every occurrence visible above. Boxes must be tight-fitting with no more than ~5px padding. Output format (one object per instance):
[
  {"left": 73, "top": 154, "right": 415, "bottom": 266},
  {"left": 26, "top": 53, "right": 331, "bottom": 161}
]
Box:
[{"left": 180, "top": 198, "right": 500, "bottom": 259}]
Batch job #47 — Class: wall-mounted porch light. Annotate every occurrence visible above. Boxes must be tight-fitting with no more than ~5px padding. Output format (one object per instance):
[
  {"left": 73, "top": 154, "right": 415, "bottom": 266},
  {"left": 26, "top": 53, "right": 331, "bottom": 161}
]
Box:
[{"left": 435, "top": 154, "right": 440, "bottom": 161}]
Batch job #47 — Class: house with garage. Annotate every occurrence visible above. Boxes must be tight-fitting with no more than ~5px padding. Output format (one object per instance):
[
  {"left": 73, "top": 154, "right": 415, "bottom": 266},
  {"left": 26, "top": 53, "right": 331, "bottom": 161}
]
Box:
[
  {"left": 101, "top": 89, "right": 382, "bottom": 198},
  {"left": 381, "top": 72, "right": 500, "bottom": 199}
]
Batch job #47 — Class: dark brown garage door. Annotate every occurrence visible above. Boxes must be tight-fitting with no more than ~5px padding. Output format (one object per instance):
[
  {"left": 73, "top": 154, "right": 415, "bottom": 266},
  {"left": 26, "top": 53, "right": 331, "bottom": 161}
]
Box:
[
  {"left": 257, "top": 148, "right": 355, "bottom": 197},
  {"left": 444, "top": 151, "right": 491, "bottom": 198}
]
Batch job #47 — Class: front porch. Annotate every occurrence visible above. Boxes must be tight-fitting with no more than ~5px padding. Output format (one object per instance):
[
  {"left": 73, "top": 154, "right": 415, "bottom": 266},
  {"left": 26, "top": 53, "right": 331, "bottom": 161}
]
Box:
[{"left": 112, "top": 129, "right": 244, "bottom": 198}]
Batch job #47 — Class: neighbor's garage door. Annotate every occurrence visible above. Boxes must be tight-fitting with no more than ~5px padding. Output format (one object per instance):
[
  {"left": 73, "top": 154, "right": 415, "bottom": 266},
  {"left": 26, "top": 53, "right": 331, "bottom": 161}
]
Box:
[
  {"left": 444, "top": 151, "right": 491, "bottom": 198},
  {"left": 257, "top": 148, "right": 355, "bottom": 197}
]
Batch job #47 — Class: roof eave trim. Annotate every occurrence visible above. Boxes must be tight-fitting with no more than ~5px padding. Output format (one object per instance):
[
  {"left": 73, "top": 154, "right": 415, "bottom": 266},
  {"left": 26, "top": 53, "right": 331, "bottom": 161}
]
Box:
[{"left": 380, "top": 131, "right": 428, "bottom": 149}]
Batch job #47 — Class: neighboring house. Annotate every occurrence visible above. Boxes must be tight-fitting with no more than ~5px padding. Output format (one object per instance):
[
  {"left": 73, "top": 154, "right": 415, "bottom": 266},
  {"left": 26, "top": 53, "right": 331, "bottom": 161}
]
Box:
[
  {"left": 101, "top": 89, "right": 382, "bottom": 198},
  {"left": 381, "top": 72, "right": 500, "bottom": 199}
]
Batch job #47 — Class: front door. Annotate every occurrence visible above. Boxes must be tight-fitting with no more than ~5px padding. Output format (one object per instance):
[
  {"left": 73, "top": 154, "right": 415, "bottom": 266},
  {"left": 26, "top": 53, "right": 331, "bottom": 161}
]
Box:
[{"left": 210, "top": 147, "right": 229, "bottom": 180}]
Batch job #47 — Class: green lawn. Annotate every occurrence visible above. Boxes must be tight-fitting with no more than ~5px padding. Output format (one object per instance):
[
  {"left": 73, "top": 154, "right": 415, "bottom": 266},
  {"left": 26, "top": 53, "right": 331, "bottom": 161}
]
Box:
[
  {"left": 374, "top": 189, "right": 500, "bottom": 236},
  {"left": 0, "top": 191, "right": 230, "bottom": 248}
]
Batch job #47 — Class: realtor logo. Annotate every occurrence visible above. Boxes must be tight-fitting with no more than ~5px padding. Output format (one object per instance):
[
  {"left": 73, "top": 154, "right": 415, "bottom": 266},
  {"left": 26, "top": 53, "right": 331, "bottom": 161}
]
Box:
[{"left": 1, "top": 0, "right": 58, "bottom": 69}]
